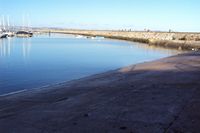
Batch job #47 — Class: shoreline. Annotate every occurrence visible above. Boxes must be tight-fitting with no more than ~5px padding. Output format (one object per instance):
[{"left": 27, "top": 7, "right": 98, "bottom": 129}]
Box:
[
  {"left": 1, "top": 31, "right": 200, "bottom": 132},
  {"left": 36, "top": 29, "right": 200, "bottom": 51},
  {"left": 0, "top": 51, "right": 200, "bottom": 132},
  {"left": 0, "top": 33, "right": 183, "bottom": 97}
]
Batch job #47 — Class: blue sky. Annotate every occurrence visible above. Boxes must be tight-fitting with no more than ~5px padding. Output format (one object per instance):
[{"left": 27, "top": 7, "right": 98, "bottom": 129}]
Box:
[{"left": 0, "top": 0, "right": 199, "bottom": 31}]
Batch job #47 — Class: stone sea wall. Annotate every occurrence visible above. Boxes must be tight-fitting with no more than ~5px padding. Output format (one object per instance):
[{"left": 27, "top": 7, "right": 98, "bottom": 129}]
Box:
[{"left": 39, "top": 29, "right": 200, "bottom": 50}]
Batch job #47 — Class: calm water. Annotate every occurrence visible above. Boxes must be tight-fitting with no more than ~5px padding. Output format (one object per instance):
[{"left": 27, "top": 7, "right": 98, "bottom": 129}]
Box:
[{"left": 0, "top": 34, "right": 181, "bottom": 95}]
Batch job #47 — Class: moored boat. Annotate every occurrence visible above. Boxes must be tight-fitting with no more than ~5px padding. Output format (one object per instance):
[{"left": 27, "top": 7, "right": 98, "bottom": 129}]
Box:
[
  {"left": 16, "top": 31, "right": 33, "bottom": 37},
  {"left": 5, "top": 32, "right": 15, "bottom": 37},
  {"left": 0, "top": 33, "right": 8, "bottom": 38}
]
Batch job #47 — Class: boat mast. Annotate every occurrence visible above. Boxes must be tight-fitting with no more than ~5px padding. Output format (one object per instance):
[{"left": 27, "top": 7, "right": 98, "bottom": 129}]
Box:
[
  {"left": 7, "top": 15, "right": 10, "bottom": 32},
  {"left": 2, "top": 15, "right": 5, "bottom": 31},
  {"left": 27, "top": 14, "right": 30, "bottom": 32},
  {"left": 22, "top": 14, "right": 25, "bottom": 31},
  {"left": 12, "top": 21, "right": 14, "bottom": 33},
  {"left": 0, "top": 17, "right": 1, "bottom": 31}
]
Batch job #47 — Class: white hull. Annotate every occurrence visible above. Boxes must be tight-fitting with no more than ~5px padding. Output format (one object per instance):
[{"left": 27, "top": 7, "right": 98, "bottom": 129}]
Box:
[
  {"left": 5, "top": 32, "right": 15, "bottom": 37},
  {"left": 0, "top": 33, "right": 8, "bottom": 39},
  {"left": 75, "top": 35, "right": 86, "bottom": 39}
]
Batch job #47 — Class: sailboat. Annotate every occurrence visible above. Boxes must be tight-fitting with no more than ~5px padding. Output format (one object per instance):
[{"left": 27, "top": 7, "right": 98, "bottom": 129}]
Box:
[
  {"left": 0, "top": 15, "right": 8, "bottom": 39},
  {"left": 0, "top": 26, "right": 4, "bottom": 38},
  {"left": 5, "top": 15, "right": 15, "bottom": 37},
  {"left": 0, "top": 32, "right": 8, "bottom": 38},
  {"left": 16, "top": 31, "right": 33, "bottom": 37},
  {"left": 16, "top": 14, "right": 33, "bottom": 38},
  {"left": 0, "top": 31, "right": 8, "bottom": 38}
]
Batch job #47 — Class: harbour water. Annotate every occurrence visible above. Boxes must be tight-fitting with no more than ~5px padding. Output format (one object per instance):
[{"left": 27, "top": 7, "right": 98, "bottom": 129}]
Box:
[{"left": 0, "top": 34, "right": 182, "bottom": 95}]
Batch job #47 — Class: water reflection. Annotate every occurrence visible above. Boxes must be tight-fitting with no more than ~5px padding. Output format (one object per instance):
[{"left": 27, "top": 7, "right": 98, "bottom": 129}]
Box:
[
  {"left": 104, "top": 39, "right": 183, "bottom": 55},
  {"left": 0, "top": 39, "right": 11, "bottom": 57},
  {"left": 0, "top": 38, "right": 32, "bottom": 58},
  {"left": 22, "top": 38, "right": 32, "bottom": 58},
  {"left": 0, "top": 34, "right": 183, "bottom": 95}
]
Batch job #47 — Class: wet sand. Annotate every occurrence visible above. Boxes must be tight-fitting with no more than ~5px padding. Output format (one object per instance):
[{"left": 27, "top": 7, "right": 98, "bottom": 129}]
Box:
[{"left": 0, "top": 52, "right": 200, "bottom": 133}]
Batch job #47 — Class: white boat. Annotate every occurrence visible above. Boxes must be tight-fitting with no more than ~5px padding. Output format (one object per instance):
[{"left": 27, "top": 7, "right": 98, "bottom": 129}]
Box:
[
  {"left": 0, "top": 17, "right": 6, "bottom": 38},
  {"left": 6, "top": 16, "right": 15, "bottom": 37},
  {"left": 0, "top": 15, "right": 13, "bottom": 38},
  {"left": 5, "top": 32, "right": 15, "bottom": 37},
  {"left": 0, "top": 29, "right": 7, "bottom": 39},
  {"left": 75, "top": 35, "right": 85, "bottom": 39},
  {"left": 87, "top": 36, "right": 105, "bottom": 40},
  {"left": 0, "top": 33, "right": 7, "bottom": 38}
]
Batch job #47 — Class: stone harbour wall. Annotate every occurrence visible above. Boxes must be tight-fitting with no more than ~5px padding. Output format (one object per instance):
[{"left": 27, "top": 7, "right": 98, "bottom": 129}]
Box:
[{"left": 38, "top": 29, "right": 200, "bottom": 50}]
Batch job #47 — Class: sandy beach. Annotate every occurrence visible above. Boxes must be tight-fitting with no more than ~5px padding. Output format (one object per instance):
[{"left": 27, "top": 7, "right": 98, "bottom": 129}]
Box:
[{"left": 0, "top": 51, "right": 200, "bottom": 133}]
